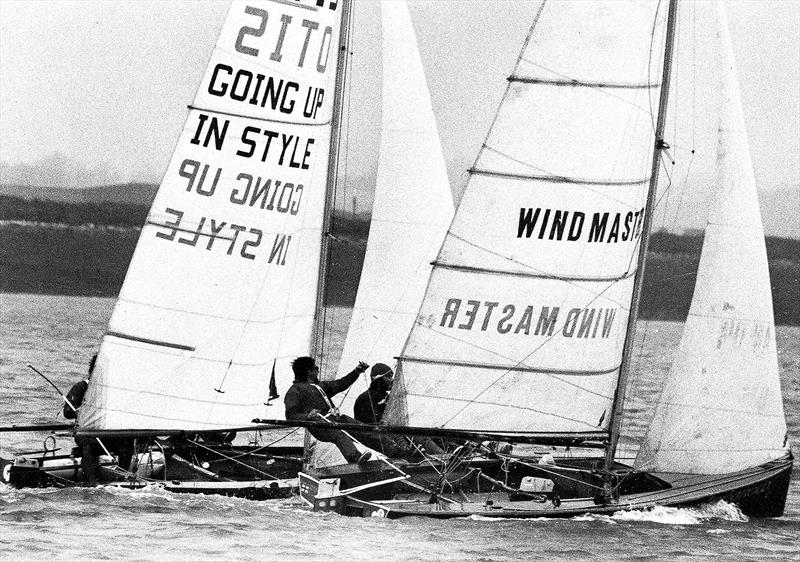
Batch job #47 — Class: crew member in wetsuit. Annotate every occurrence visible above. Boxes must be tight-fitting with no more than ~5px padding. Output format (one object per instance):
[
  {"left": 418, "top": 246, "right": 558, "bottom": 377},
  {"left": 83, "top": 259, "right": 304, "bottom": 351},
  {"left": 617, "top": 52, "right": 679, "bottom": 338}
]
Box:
[
  {"left": 64, "top": 354, "right": 133, "bottom": 484},
  {"left": 63, "top": 355, "right": 99, "bottom": 484},
  {"left": 353, "top": 363, "right": 393, "bottom": 425},
  {"left": 284, "top": 356, "right": 372, "bottom": 464},
  {"left": 352, "top": 363, "right": 445, "bottom": 457}
]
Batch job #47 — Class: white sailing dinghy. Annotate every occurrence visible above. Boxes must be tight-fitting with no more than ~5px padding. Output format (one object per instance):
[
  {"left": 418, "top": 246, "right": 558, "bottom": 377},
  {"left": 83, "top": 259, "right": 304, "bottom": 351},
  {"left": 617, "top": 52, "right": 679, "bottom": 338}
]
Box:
[
  {"left": 3, "top": 0, "right": 372, "bottom": 498},
  {"left": 291, "top": 0, "right": 793, "bottom": 518}
]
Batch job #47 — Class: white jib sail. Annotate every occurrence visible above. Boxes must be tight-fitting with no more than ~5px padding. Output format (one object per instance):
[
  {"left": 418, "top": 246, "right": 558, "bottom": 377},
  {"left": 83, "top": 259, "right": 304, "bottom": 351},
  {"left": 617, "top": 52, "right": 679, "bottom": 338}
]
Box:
[
  {"left": 80, "top": 0, "right": 343, "bottom": 431},
  {"left": 309, "top": 0, "right": 454, "bottom": 466},
  {"left": 384, "top": 0, "right": 668, "bottom": 435},
  {"left": 635, "top": 1, "right": 788, "bottom": 474}
]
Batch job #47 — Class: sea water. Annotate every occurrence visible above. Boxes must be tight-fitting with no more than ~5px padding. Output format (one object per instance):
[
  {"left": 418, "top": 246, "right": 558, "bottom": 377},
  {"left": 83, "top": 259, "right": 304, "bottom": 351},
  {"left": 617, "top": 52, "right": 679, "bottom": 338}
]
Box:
[{"left": 0, "top": 294, "right": 798, "bottom": 561}]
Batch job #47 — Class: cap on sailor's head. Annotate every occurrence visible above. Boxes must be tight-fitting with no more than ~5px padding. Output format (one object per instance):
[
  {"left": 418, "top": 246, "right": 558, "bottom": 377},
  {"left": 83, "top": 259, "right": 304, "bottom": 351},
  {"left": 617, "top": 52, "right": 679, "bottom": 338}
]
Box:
[{"left": 370, "top": 363, "right": 393, "bottom": 381}]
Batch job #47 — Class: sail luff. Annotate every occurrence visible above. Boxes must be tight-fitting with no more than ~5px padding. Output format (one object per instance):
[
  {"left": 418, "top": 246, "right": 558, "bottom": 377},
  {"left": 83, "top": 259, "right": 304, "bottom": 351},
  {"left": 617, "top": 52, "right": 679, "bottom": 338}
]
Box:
[
  {"left": 604, "top": 0, "right": 679, "bottom": 473},
  {"left": 311, "top": 0, "right": 353, "bottom": 361}
]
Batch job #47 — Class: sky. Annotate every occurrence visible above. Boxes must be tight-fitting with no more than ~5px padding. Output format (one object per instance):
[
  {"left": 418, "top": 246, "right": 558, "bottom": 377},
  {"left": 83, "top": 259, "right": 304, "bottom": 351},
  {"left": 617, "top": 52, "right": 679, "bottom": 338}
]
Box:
[{"left": 0, "top": 0, "right": 798, "bottom": 237}]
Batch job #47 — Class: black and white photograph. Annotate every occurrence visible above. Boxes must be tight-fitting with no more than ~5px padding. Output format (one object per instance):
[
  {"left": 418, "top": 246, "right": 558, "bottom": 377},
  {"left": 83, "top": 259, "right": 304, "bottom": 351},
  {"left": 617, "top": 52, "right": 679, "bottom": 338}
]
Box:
[{"left": 1, "top": 0, "right": 798, "bottom": 559}]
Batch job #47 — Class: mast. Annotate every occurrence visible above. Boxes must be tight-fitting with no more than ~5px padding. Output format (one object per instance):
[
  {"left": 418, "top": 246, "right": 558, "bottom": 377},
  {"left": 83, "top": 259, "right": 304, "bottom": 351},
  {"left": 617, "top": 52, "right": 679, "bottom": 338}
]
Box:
[
  {"left": 311, "top": 0, "right": 353, "bottom": 359},
  {"left": 604, "top": 0, "right": 679, "bottom": 476}
]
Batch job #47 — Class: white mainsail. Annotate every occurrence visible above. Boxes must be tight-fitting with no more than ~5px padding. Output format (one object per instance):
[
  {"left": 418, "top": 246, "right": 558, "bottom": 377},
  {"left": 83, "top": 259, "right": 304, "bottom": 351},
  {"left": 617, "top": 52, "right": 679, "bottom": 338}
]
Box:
[
  {"left": 80, "top": 0, "right": 344, "bottom": 431},
  {"left": 384, "top": 0, "right": 669, "bottom": 436},
  {"left": 309, "top": 0, "right": 454, "bottom": 466},
  {"left": 635, "top": 1, "right": 788, "bottom": 474}
]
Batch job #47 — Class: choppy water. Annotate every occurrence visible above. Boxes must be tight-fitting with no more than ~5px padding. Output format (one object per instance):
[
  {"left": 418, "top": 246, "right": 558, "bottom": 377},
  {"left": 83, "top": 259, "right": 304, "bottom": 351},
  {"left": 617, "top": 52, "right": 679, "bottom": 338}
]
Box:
[{"left": 1, "top": 294, "right": 798, "bottom": 561}]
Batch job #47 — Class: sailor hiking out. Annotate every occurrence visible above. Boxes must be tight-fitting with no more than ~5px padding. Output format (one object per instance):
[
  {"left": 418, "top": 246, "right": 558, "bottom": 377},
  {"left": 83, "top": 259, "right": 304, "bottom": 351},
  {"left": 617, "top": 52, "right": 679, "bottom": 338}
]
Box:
[{"left": 284, "top": 356, "right": 373, "bottom": 464}]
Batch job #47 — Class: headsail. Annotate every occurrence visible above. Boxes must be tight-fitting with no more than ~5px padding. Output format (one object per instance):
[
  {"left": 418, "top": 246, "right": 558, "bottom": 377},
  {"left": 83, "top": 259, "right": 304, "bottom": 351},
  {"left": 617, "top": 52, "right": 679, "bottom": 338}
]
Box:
[
  {"left": 384, "top": 1, "right": 669, "bottom": 437},
  {"left": 309, "top": 0, "right": 454, "bottom": 467},
  {"left": 635, "top": 1, "right": 788, "bottom": 474},
  {"left": 331, "top": 0, "right": 454, "bottom": 406},
  {"left": 80, "top": 0, "right": 344, "bottom": 432}
]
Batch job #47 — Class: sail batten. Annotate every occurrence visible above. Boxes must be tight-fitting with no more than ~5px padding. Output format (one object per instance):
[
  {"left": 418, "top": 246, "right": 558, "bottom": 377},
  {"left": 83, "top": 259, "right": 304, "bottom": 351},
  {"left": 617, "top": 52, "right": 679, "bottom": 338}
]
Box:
[
  {"left": 468, "top": 168, "right": 650, "bottom": 186},
  {"left": 400, "top": 356, "right": 620, "bottom": 377},
  {"left": 431, "top": 262, "right": 636, "bottom": 283},
  {"left": 509, "top": 77, "right": 661, "bottom": 89}
]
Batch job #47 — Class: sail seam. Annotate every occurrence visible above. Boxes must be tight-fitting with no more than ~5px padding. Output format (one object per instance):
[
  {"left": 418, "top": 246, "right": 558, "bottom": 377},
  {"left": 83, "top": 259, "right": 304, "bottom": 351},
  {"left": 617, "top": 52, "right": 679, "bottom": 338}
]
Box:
[
  {"left": 509, "top": 76, "right": 661, "bottom": 89},
  {"left": 400, "top": 355, "right": 619, "bottom": 376},
  {"left": 89, "top": 382, "right": 267, "bottom": 407},
  {"left": 468, "top": 167, "right": 649, "bottom": 186},
  {"left": 648, "top": 400, "right": 785, "bottom": 417},
  {"left": 685, "top": 311, "right": 776, "bottom": 324},
  {"left": 187, "top": 105, "right": 331, "bottom": 127},
  {"left": 114, "top": 296, "right": 311, "bottom": 324},
  {"left": 431, "top": 261, "right": 636, "bottom": 283}
]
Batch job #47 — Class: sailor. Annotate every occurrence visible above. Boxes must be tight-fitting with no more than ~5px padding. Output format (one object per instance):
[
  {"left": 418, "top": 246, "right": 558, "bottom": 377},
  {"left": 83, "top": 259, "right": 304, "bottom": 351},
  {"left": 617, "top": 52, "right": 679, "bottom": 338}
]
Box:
[
  {"left": 64, "top": 354, "right": 100, "bottom": 484},
  {"left": 353, "top": 363, "right": 393, "bottom": 425},
  {"left": 284, "top": 356, "right": 372, "bottom": 464},
  {"left": 352, "top": 363, "right": 445, "bottom": 458},
  {"left": 65, "top": 354, "right": 134, "bottom": 484}
]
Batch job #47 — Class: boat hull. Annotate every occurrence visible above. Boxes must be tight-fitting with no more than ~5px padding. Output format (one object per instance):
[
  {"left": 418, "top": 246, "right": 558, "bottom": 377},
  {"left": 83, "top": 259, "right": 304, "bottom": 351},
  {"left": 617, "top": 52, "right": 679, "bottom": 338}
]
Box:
[
  {"left": 1, "top": 443, "right": 303, "bottom": 500},
  {"left": 298, "top": 453, "right": 793, "bottom": 519}
]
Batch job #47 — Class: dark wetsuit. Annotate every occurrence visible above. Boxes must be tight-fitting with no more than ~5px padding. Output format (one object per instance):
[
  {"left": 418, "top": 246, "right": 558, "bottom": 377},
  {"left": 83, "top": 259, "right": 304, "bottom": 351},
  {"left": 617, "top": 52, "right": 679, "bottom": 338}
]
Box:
[
  {"left": 63, "top": 379, "right": 133, "bottom": 483},
  {"left": 63, "top": 380, "right": 88, "bottom": 419},
  {"left": 284, "top": 367, "right": 366, "bottom": 462},
  {"left": 353, "top": 387, "right": 387, "bottom": 425}
]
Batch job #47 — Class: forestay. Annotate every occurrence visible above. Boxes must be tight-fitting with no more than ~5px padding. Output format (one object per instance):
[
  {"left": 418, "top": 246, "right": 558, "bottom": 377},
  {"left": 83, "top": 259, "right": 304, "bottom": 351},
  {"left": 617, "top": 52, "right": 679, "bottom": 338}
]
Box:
[
  {"left": 80, "top": 0, "right": 343, "bottom": 431},
  {"left": 635, "top": 2, "right": 788, "bottom": 474},
  {"left": 384, "top": 1, "right": 669, "bottom": 435}
]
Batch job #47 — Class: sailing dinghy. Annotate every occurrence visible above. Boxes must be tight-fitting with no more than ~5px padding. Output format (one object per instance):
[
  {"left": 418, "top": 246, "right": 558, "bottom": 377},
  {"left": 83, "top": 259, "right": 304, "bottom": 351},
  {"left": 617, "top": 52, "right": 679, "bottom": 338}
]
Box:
[
  {"left": 280, "top": 0, "right": 793, "bottom": 518},
  {"left": 2, "top": 0, "right": 353, "bottom": 498}
]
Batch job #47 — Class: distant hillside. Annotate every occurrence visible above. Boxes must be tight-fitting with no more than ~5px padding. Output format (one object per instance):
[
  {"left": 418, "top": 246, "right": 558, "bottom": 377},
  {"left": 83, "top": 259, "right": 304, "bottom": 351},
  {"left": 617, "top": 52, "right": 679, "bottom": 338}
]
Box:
[
  {"left": 0, "top": 182, "right": 158, "bottom": 206},
  {"left": 0, "top": 199, "right": 798, "bottom": 323},
  {"left": 0, "top": 196, "right": 149, "bottom": 227}
]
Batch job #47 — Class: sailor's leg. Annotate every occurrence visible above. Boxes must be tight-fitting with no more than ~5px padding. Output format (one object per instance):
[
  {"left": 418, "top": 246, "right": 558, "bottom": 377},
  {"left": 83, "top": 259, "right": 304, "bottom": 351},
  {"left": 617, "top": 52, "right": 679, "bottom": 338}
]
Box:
[
  {"left": 76, "top": 437, "right": 99, "bottom": 485},
  {"left": 309, "top": 427, "right": 362, "bottom": 463}
]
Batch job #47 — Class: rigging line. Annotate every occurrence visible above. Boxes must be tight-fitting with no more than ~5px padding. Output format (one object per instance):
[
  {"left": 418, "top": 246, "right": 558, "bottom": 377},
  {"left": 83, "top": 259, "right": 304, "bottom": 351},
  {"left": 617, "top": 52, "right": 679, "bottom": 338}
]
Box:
[
  {"left": 185, "top": 438, "right": 281, "bottom": 480},
  {"left": 403, "top": 320, "right": 615, "bottom": 401},
  {"left": 469, "top": 167, "right": 648, "bottom": 187},
  {"left": 319, "top": 3, "right": 356, "bottom": 376},
  {"left": 402, "top": 390, "right": 609, "bottom": 430},
  {"left": 668, "top": 144, "right": 695, "bottom": 233},
  {"left": 646, "top": 0, "right": 665, "bottom": 136},
  {"left": 408, "top": 312, "right": 621, "bottom": 411},
  {"left": 498, "top": 454, "right": 607, "bottom": 492},
  {"left": 437, "top": 278, "right": 625, "bottom": 428},
  {"left": 464, "top": 0, "right": 547, "bottom": 175},
  {"left": 333, "top": 240, "right": 451, "bottom": 407},
  {"left": 445, "top": 232, "right": 635, "bottom": 310}
]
